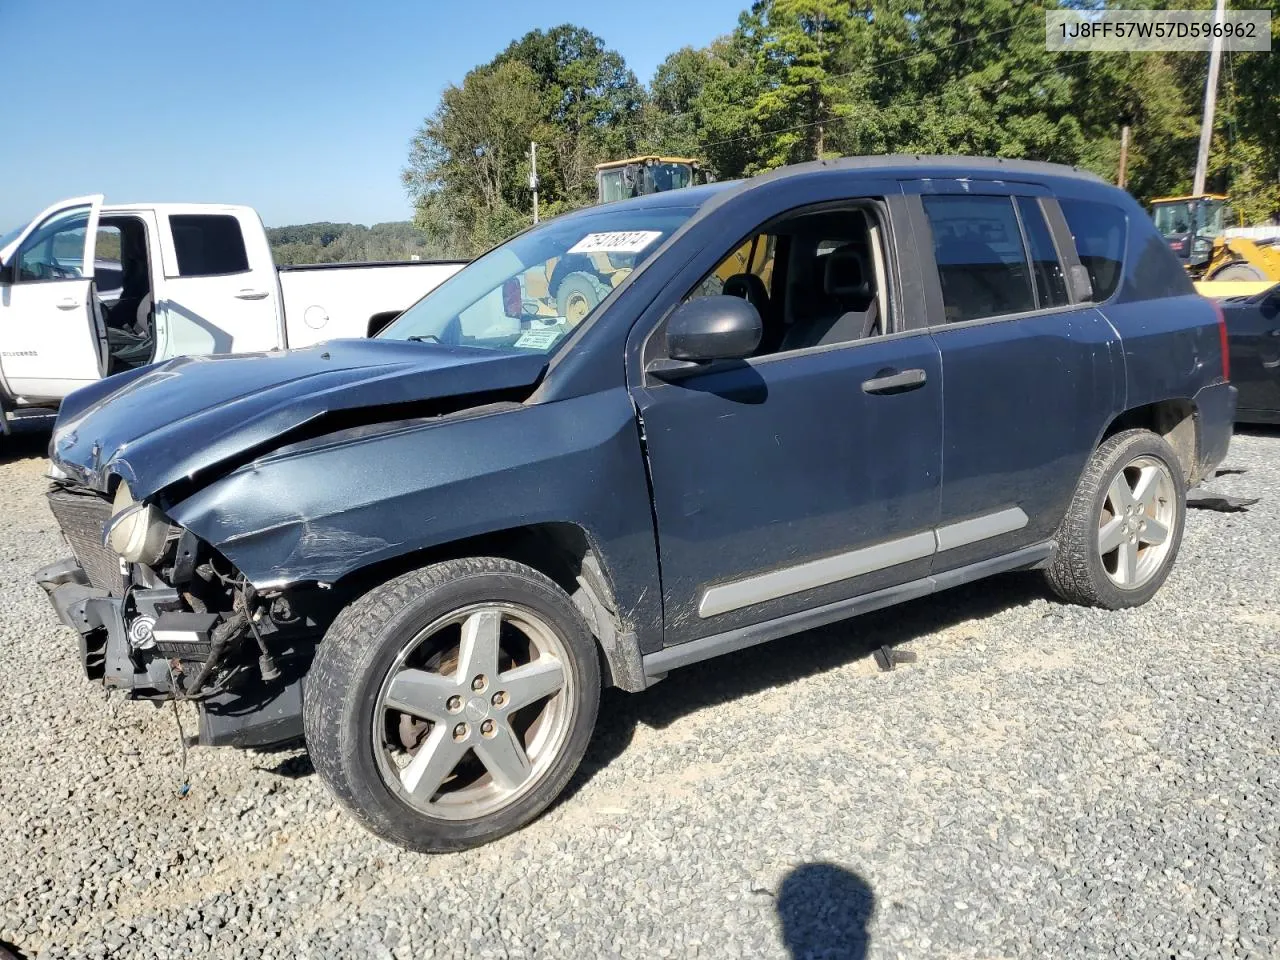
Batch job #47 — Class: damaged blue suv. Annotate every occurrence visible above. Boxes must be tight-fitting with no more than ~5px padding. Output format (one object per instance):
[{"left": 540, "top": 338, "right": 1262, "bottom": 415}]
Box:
[{"left": 38, "top": 157, "right": 1236, "bottom": 852}]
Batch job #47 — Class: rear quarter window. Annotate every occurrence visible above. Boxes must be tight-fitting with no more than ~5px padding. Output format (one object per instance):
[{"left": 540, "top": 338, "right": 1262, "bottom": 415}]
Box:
[{"left": 1059, "top": 199, "right": 1127, "bottom": 302}]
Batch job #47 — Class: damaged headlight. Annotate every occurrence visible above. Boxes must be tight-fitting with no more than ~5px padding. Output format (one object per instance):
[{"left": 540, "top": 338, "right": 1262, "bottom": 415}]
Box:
[{"left": 103, "top": 481, "right": 173, "bottom": 565}]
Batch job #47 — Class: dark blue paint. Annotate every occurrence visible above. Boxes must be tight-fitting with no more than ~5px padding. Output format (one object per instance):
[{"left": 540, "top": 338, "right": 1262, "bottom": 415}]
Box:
[
  {"left": 45, "top": 156, "right": 1239, "bottom": 666},
  {"left": 51, "top": 340, "right": 549, "bottom": 498},
  {"left": 632, "top": 336, "right": 943, "bottom": 645},
  {"left": 927, "top": 307, "right": 1120, "bottom": 574},
  {"left": 1221, "top": 286, "right": 1280, "bottom": 422}
]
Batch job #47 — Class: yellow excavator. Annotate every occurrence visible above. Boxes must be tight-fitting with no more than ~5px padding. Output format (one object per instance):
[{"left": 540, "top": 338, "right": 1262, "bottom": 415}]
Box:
[{"left": 1150, "top": 194, "right": 1280, "bottom": 296}]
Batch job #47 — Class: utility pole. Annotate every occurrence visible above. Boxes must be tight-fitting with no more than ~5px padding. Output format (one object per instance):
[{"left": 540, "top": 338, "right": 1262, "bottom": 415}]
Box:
[
  {"left": 1192, "top": 0, "right": 1227, "bottom": 196},
  {"left": 1118, "top": 125, "right": 1130, "bottom": 189},
  {"left": 529, "top": 141, "right": 540, "bottom": 225}
]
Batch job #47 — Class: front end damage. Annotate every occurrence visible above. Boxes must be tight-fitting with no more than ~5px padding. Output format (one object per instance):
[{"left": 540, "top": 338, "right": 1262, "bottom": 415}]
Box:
[{"left": 37, "top": 481, "right": 335, "bottom": 747}]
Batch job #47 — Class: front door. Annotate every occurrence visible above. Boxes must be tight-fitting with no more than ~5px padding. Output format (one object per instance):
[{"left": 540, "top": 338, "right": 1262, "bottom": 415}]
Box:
[
  {"left": 0, "top": 195, "right": 106, "bottom": 401},
  {"left": 629, "top": 199, "right": 944, "bottom": 647}
]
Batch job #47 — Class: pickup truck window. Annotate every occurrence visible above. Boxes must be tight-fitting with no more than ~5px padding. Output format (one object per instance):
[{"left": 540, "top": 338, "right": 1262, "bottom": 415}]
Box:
[
  {"left": 381, "top": 207, "right": 694, "bottom": 354},
  {"left": 923, "top": 195, "right": 1035, "bottom": 323},
  {"left": 684, "top": 204, "right": 889, "bottom": 355},
  {"left": 16, "top": 209, "right": 89, "bottom": 283},
  {"left": 1060, "top": 199, "right": 1127, "bottom": 302},
  {"left": 170, "top": 214, "right": 250, "bottom": 277}
]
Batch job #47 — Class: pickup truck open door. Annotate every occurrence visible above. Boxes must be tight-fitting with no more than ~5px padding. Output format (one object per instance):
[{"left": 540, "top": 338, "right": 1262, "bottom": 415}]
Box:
[{"left": 0, "top": 195, "right": 108, "bottom": 402}]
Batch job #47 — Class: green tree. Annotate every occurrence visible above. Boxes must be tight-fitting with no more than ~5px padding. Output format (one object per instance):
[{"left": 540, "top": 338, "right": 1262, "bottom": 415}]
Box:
[
  {"left": 743, "top": 0, "right": 868, "bottom": 168},
  {"left": 403, "top": 58, "right": 545, "bottom": 255},
  {"left": 497, "top": 25, "right": 646, "bottom": 211}
]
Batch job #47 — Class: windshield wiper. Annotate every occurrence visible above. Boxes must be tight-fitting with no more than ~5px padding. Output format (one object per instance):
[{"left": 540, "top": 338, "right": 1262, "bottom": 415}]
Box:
[{"left": 407, "top": 334, "right": 442, "bottom": 344}]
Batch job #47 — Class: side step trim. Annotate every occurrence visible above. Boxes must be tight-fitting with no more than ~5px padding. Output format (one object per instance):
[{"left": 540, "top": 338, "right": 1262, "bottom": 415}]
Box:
[
  {"left": 696, "top": 506, "right": 1029, "bottom": 619},
  {"left": 643, "top": 541, "right": 1053, "bottom": 678}
]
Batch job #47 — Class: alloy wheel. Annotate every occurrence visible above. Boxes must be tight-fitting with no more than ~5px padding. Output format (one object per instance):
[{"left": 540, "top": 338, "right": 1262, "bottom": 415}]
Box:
[
  {"left": 372, "top": 603, "right": 573, "bottom": 821},
  {"left": 1097, "top": 454, "right": 1177, "bottom": 589}
]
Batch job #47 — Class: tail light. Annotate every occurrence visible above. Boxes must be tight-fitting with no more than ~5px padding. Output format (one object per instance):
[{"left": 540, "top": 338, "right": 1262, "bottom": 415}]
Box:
[{"left": 1212, "top": 300, "right": 1230, "bottom": 381}]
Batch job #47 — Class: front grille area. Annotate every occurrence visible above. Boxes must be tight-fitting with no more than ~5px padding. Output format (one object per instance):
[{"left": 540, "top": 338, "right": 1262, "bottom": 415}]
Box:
[{"left": 46, "top": 485, "right": 124, "bottom": 595}]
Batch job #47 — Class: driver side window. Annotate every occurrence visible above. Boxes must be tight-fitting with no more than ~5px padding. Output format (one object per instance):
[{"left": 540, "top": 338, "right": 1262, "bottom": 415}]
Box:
[
  {"left": 17, "top": 209, "right": 89, "bottom": 284},
  {"left": 685, "top": 202, "right": 891, "bottom": 357}
]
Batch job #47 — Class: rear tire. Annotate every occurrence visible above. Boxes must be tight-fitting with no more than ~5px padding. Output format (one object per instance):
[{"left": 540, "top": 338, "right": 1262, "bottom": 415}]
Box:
[
  {"left": 1044, "top": 429, "right": 1186, "bottom": 609},
  {"left": 304, "top": 557, "right": 601, "bottom": 852}
]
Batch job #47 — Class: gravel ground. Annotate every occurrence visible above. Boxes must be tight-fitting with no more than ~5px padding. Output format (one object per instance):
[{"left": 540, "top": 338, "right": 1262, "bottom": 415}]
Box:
[{"left": 0, "top": 428, "right": 1276, "bottom": 960}]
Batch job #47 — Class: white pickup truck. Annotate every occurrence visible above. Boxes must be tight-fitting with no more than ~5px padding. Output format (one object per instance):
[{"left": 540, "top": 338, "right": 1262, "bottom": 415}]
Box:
[{"left": 0, "top": 195, "right": 465, "bottom": 431}]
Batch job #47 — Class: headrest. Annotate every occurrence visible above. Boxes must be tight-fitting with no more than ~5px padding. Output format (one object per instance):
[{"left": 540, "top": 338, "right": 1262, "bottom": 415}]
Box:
[
  {"left": 722, "top": 272, "right": 768, "bottom": 307},
  {"left": 824, "top": 245, "right": 869, "bottom": 298}
]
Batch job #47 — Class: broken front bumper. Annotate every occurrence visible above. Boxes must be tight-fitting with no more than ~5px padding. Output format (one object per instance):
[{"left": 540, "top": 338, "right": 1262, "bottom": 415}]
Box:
[
  {"left": 34, "top": 556, "right": 305, "bottom": 748},
  {"left": 35, "top": 557, "right": 161, "bottom": 690}
]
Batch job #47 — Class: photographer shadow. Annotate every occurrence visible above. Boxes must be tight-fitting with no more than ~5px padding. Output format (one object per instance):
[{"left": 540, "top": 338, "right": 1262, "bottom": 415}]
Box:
[{"left": 776, "top": 862, "right": 876, "bottom": 960}]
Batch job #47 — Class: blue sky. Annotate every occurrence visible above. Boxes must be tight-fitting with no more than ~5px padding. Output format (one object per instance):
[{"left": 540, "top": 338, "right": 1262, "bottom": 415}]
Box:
[{"left": 1, "top": 0, "right": 746, "bottom": 229}]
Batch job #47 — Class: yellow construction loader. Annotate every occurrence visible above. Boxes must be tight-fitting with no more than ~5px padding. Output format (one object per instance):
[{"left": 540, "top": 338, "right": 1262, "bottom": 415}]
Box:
[
  {"left": 595, "top": 156, "right": 703, "bottom": 204},
  {"left": 1150, "top": 194, "right": 1280, "bottom": 296}
]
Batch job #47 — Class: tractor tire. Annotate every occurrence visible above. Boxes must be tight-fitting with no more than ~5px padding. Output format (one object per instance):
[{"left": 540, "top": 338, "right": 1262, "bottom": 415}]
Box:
[
  {"left": 555, "top": 272, "right": 611, "bottom": 325},
  {"left": 1209, "top": 262, "right": 1267, "bottom": 282}
]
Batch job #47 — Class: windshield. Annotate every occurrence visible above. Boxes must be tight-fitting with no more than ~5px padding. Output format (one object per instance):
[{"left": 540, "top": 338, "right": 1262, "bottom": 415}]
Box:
[
  {"left": 1152, "top": 200, "right": 1228, "bottom": 239},
  {"left": 650, "top": 163, "right": 694, "bottom": 192},
  {"left": 380, "top": 206, "right": 696, "bottom": 353},
  {"left": 1152, "top": 202, "right": 1193, "bottom": 238}
]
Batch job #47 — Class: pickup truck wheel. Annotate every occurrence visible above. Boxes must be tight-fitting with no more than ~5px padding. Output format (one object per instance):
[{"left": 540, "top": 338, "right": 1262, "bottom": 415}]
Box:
[
  {"left": 1045, "top": 429, "right": 1186, "bottom": 609},
  {"left": 303, "top": 557, "right": 600, "bottom": 852}
]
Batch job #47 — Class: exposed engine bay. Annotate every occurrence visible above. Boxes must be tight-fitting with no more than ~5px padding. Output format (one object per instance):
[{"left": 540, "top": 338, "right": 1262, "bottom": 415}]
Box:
[{"left": 37, "top": 481, "right": 337, "bottom": 747}]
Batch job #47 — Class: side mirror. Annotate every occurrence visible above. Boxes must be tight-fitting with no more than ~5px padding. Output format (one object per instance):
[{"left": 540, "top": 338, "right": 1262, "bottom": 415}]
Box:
[{"left": 647, "top": 296, "right": 762, "bottom": 381}]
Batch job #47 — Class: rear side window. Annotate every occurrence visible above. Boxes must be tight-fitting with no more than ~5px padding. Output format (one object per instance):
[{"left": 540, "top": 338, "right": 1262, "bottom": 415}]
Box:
[
  {"left": 1015, "top": 198, "right": 1069, "bottom": 308},
  {"left": 1059, "top": 199, "right": 1127, "bottom": 301},
  {"left": 170, "top": 214, "right": 249, "bottom": 276},
  {"left": 923, "top": 195, "right": 1034, "bottom": 323}
]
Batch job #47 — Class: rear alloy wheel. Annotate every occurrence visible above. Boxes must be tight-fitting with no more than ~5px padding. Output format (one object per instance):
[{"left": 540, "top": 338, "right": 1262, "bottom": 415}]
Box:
[
  {"left": 304, "top": 558, "right": 600, "bottom": 852},
  {"left": 1096, "top": 455, "right": 1177, "bottom": 590},
  {"left": 1045, "top": 429, "right": 1186, "bottom": 609}
]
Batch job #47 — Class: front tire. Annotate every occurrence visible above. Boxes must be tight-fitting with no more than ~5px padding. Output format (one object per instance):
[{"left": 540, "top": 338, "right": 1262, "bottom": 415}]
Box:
[
  {"left": 304, "top": 557, "right": 601, "bottom": 852},
  {"left": 1045, "top": 429, "right": 1186, "bottom": 609},
  {"left": 1209, "top": 262, "right": 1267, "bottom": 282},
  {"left": 555, "top": 271, "right": 611, "bottom": 325}
]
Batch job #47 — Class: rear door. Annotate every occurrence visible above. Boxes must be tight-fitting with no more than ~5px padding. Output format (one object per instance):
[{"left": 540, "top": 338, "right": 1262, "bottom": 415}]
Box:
[
  {"left": 154, "top": 206, "right": 284, "bottom": 358},
  {"left": 0, "top": 195, "right": 107, "bottom": 400},
  {"left": 905, "top": 181, "right": 1122, "bottom": 572}
]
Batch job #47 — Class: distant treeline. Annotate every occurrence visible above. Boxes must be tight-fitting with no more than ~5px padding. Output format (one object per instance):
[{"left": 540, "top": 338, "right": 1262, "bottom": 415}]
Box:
[{"left": 267, "top": 221, "right": 455, "bottom": 265}]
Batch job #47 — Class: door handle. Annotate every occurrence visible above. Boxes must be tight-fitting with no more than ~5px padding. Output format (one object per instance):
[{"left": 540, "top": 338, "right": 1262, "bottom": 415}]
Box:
[
  {"left": 235, "top": 289, "right": 269, "bottom": 300},
  {"left": 861, "top": 368, "right": 927, "bottom": 395},
  {"left": 56, "top": 298, "right": 80, "bottom": 310}
]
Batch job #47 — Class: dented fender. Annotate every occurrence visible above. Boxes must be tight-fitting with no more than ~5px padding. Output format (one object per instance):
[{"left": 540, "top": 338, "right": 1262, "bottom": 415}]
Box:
[{"left": 166, "top": 388, "right": 666, "bottom": 652}]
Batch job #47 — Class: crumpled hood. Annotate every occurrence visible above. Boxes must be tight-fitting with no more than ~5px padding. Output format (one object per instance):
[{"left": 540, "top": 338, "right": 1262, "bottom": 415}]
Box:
[{"left": 51, "top": 339, "right": 548, "bottom": 499}]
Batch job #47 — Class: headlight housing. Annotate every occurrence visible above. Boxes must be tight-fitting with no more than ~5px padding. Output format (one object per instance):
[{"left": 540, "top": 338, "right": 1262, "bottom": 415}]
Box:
[{"left": 104, "top": 482, "right": 172, "bottom": 565}]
